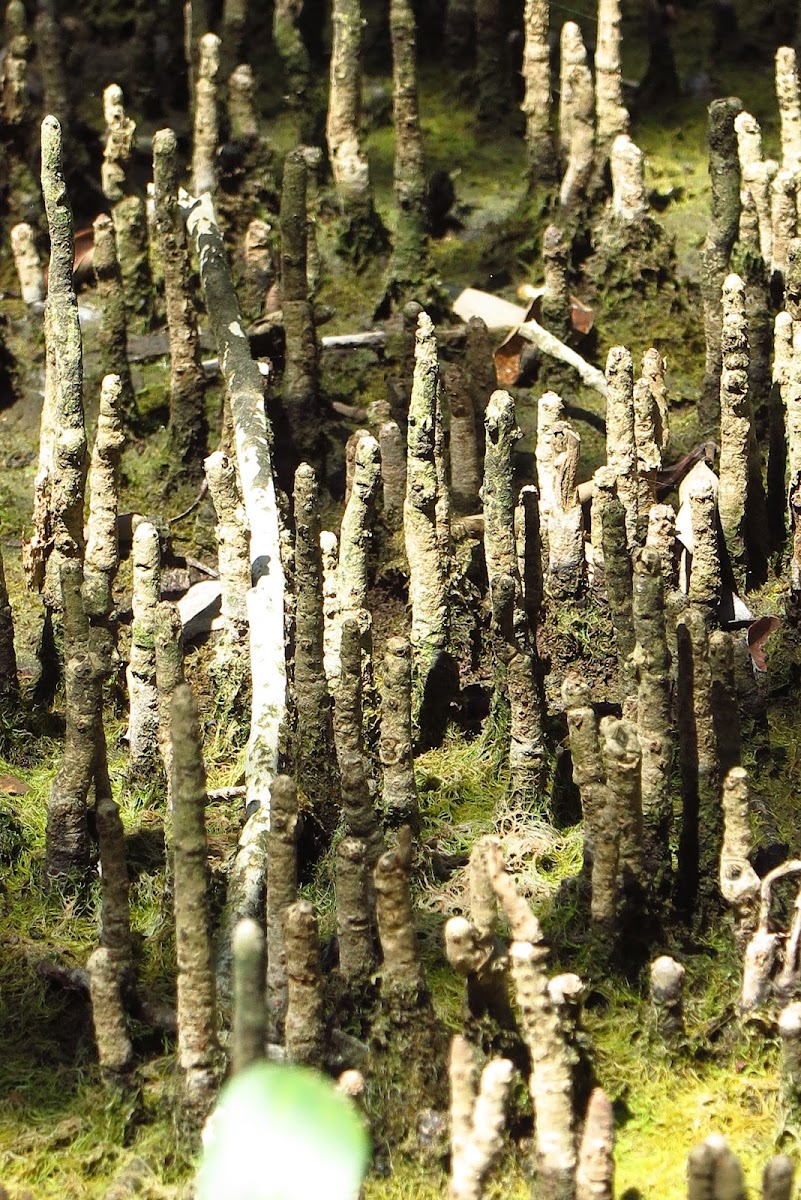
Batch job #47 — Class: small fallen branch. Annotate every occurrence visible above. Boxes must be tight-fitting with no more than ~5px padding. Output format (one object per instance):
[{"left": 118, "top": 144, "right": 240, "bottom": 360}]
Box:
[
  {"left": 33, "top": 958, "right": 178, "bottom": 1035},
  {"left": 496, "top": 317, "right": 609, "bottom": 395}
]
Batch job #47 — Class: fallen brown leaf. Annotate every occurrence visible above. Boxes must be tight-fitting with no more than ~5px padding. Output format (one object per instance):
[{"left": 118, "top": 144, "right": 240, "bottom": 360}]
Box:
[
  {"left": 0, "top": 773, "right": 31, "bottom": 795},
  {"left": 748, "top": 615, "right": 780, "bottom": 672}
]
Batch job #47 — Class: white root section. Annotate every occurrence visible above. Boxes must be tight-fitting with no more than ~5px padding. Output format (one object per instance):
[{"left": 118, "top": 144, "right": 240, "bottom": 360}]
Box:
[
  {"left": 719, "top": 766, "right": 760, "bottom": 936},
  {"left": 575, "top": 1088, "right": 615, "bottom": 1200},
  {"left": 83, "top": 374, "right": 124, "bottom": 619},
  {"left": 517, "top": 317, "right": 608, "bottom": 395},
  {"left": 126, "top": 521, "right": 160, "bottom": 770},
  {"left": 204, "top": 449, "right": 250, "bottom": 638},
  {"left": 610, "top": 134, "right": 647, "bottom": 223},
  {"left": 449, "top": 1036, "right": 515, "bottom": 1200},
  {"left": 776, "top": 47, "right": 801, "bottom": 175},
  {"left": 321, "top": 529, "right": 340, "bottom": 690},
  {"left": 559, "top": 22, "right": 595, "bottom": 209},
  {"left": 183, "top": 190, "right": 286, "bottom": 816},
  {"left": 740, "top": 860, "right": 801, "bottom": 1012},
  {"left": 192, "top": 34, "right": 221, "bottom": 197},
  {"left": 10, "top": 222, "right": 45, "bottom": 303}
]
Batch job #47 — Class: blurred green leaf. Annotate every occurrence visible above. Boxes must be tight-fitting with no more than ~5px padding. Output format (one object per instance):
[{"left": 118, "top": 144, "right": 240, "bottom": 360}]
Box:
[{"left": 197, "top": 1062, "right": 370, "bottom": 1200}]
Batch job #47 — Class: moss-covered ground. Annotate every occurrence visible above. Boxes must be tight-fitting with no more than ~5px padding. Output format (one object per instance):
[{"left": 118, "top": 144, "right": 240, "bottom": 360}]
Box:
[{"left": 2, "top": 0, "right": 801, "bottom": 1196}]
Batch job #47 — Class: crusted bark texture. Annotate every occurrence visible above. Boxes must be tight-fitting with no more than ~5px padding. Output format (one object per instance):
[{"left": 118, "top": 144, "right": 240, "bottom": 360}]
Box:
[
  {"left": 0, "top": 547, "right": 18, "bottom": 707},
  {"left": 321, "top": 529, "right": 340, "bottom": 688},
  {"left": 769, "top": 310, "right": 792, "bottom": 548},
  {"left": 405, "top": 312, "right": 448, "bottom": 689},
  {"left": 541, "top": 225, "right": 570, "bottom": 338},
  {"left": 509, "top": 939, "right": 577, "bottom": 1200},
  {"left": 641, "top": 347, "right": 670, "bottom": 453},
  {"left": 546, "top": 420, "right": 584, "bottom": 599},
  {"left": 594, "top": 0, "right": 629, "bottom": 165},
  {"left": 192, "top": 33, "right": 220, "bottom": 197},
  {"left": 599, "top": 715, "right": 643, "bottom": 898},
  {"left": 170, "top": 682, "right": 219, "bottom": 1120},
  {"left": 605, "top": 345, "right": 640, "bottom": 545},
  {"left": 733, "top": 192, "right": 775, "bottom": 556},
  {"left": 482, "top": 837, "right": 544, "bottom": 944},
  {"left": 380, "top": 636, "right": 418, "bottom": 826},
  {"left": 101, "top": 83, "right": 134, "bottom": 204},
  {"left": 676, "top": 606, "right": 720, "bottom": 924},
  {"left": 718, "top": 273, "right": 765, "bottom": 589},
  {"left": 632, "top": 546, "right": 672, "bottom": 882},
  {"left": 183, "top": 192, "right": 286, "bottom": 818},
  {"left": 562, "top": 676, "right": 607, "bottom": 869},
  {"left": 266, "top": 774, "right": 299, "bottom": 1040},
  {"left": 385, "top": 0, "right": 434, "bottom": 308},
  {"left": 88, "top": 947, "right": 133, "bottom": 1075},
  {"left": 326, "top": 0, "right": 387, "bottom": 262},
  {"left": 649, "top": 955, "right": 685, "bottom": 1040},
  {"left": 632, "top": 376, "right": 659, "bottom": 521},
  {"left": 102, "top": 84, "right": 152, "bottom": 323},
  {"left": 379, "top": 419, "right": 407, "bottom": 531},
  {"left": 735, "top": 111, "right": 774, "bottom": 266},
  {"left": 709, "top": 630, "right": 742, "bottom": 779},
  {"left": 336, "top": 836, "right": 374, "bottom": 980},
  {"left": 292, "top": 463, "right": 339, "bottom": 815},
  {"left": 686, "top": 474, "right": 722, "bottom": 614},
  {"left": 95, "top": 757, "right": 132, "bottom": 975},
  {"left": 443, "top": 837, "right": 510, "bottom": 1021},
  {"left": 334, "top": 618, "right": 383, "bottom": 862},
  {"left": 205, "top": 450, "right": 250, "bottom": 640},
  {"left": 30, "top": 116, "right": 87, "bottom": 605},
  {"left": 154, "top": 601, "right": 185, "bottom": 806},
  {"left": 700, "top": 97, "right": 743, "bottom": 430},
  {"left": 153, "top": 128, "right": 207, "bottom": 482},
  {"left": 280, "top": 148, "right": 320, "bottom": 453},
  {"left": 83, "top": 374, "right": 124, "bottom": 621},
  {"left": 785, "top": 298, "right": 801, "bottom": 590},
  {"left": 240, "top": 216, "right": 276, "bottom": 323},
  {"left": 559, "top": 23, "right": 595, "bottom": 211},
  {"left": 449, "top": 1036, "right": 514, "bottom": 1200},
  {"left": 464, "top": 315, "right": 496, "bottom": 420},
  {"left": 777, "top": 47, "right": 801, "bottom": 173},
  {"left": 444, "top": 363, "right": 482, "bottom": 515},
  {"left": 719, "top": 766, "right": 760, "bottom": 941},
  {"left": 375, "top": 826, "right": 426, "bottom": 997},
  {"left": 284, "top": 899, "right": 325, "bottom": 1066},
  {"left": 610, "top": 134, "right": 647, "bottom": 224},
  {"left": 771, "top": 168, "right": 796, "bottom": 281},
  {"left": 231, "top": 918, "right": 266, "bottom": 1076},
  {"left": 484, "top": 390, "right": 545, "bottom": 795},
  {"left": 645, "top": 503, "right": 677, "bottom": 592},
  {"left": 228, "top": 62, "right": 259, "bottom": 140},
  {"left": 126, "top": 522, "right": 161, "bottom": 778},
  {"left": 45, "top": 563, "right": 96, "bottom": 879},
  {"left": 535, "top": 390, "right": 565, "bottom": 564},
  {"left": 518, "top": 485, "right": 543, "bottom": 632},
  {"left": 337, "top": 433, "right": 381, "bottom": 627},
  {"left": 599, "top": 492, "right": 636, "bottom": 709},
  {"left": 10, "top": 221, "right": 44, "bottom": 303},
  {"left": 575, "top": 1089, "right": 615, "bottom": 1200},
  {"left": 92, "top": 214, "right": 137, "bottom": 427},
  {"left": 589, "top": 466, "right": 615, "bottom": 593},
  {"left": 521, "top": 0, "right": 556, "bottom": 186}
]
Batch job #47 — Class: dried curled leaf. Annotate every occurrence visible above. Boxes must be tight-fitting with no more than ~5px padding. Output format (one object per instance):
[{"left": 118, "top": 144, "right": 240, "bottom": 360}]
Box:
[{"left": 748, "top": 616, "right": 780, "bottom": 672}]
